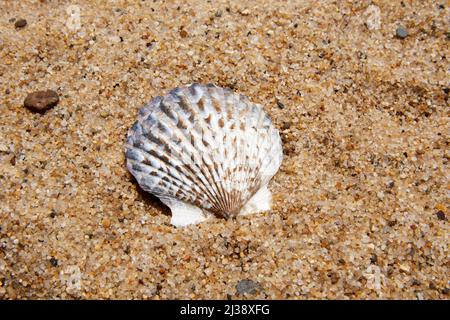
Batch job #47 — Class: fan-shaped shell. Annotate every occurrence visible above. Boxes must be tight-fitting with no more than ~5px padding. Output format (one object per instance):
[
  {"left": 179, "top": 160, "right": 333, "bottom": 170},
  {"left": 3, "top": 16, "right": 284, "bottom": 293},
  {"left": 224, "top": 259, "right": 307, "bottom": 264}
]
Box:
[{"left": 125, "top": 83, "right": 283, "bottom": 226}]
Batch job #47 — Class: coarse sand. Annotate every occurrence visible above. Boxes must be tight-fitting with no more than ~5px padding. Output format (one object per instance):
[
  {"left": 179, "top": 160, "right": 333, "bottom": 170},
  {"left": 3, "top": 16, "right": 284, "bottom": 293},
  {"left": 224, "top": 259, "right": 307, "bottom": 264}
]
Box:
[{"left": 0, "top": 0, "right": 448, "bottom": 299}]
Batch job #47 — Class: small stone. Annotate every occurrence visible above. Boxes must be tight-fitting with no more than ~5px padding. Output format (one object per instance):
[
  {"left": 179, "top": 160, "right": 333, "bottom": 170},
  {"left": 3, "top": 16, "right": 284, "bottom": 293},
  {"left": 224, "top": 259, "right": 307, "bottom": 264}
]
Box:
[
  {"left": 49, "top": 209, "right": 57, "bottom": 218},
  {"left": 236, "top": 279, "right": 260, "bottom": 295},
  {"left": 435, "top": 211, "right": 446, "bottom": 221},
  {"left": 215, "top": 10, "right": 222, "bottom": 18},
  {"left": 386, "top": 181, "right": 395, "bottom": 189},
  {"left": 276, "top": 99, "right": 285, "bottom": 109},
  {"left": 399, "top": 263, "right": 410, "bottom": 273},
  {"left": 102, "top": 218, "right": 111, "bottom": 228},
  {"left": 14, "top": 18, "right": 27, "bottom": 28},
  {"left": 24, "top": 90, "right": 59, "bottom": 113},
  {"left": 411, "top": 279, "right": 421, "bottom": 286},
  {"left": 109, "top": 35, "right": 122, "bottom": 43},
  {"left": 395, "top": 26, "right": 408, "bottom": 39},
  {"left": 100, "top": 111, "right": 109, "bottom": 118},
  {"left": 49, "top": 257, "right": 58, "bottom": 267},
  {"left": 179, "top": 29, "right": 188, "bottom": 38},
  {"left": 240, "top": 9, "right": 250, "bottom": 16},
  {"left": 10, "top": 155, "right": 16, "bottom": 166},
  {"left": 282, "top": 121, "right": 291, "bottom": 130},
  {"left": 429, "top": 281, "right": 438, "bottom": 290}
]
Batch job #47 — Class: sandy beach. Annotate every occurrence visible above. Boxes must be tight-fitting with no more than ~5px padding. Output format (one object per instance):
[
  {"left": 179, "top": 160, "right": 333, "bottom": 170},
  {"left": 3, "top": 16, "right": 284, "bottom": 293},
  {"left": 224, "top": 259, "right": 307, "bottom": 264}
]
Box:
[{"left": 0, "top": 0, "right": 448, "bottom": 299}]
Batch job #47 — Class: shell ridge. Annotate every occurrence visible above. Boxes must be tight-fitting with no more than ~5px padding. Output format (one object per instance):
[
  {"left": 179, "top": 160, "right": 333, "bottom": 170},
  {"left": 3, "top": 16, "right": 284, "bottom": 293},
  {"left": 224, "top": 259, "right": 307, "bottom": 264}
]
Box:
[
  {"left": 180, "top": 85, "right": 233, "bottom": 215},
  {"left": 217, "top": 92, "right": 255, "bottom": 212},
  {"left": 217, "top": 87, "right": 253, "bottom": 214},
  {"left": 198, "top": 87, "right": 238, "bottom": 215}
]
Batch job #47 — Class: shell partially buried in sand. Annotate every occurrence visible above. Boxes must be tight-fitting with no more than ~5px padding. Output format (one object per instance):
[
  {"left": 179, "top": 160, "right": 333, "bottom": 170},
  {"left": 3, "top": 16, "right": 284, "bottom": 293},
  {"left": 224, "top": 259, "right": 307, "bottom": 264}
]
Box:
[{"left": 125, "top": 83, "right": 283, "bottom": 227}]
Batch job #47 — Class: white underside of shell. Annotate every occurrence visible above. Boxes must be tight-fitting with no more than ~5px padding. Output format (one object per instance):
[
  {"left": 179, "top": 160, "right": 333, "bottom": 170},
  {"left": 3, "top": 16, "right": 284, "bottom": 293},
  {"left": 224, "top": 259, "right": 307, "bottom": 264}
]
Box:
[
  {"left": 164, "top": 184, "right": 272, "bottom": 227},
  {"left": 239, "top": 184, "right": 271, "bottom": 216},
  {"left": 160, "top": 197, "right": 207, "bottom": 227},
  {"left": 125, "top": 83, "right": 283, "bottom": 227}
]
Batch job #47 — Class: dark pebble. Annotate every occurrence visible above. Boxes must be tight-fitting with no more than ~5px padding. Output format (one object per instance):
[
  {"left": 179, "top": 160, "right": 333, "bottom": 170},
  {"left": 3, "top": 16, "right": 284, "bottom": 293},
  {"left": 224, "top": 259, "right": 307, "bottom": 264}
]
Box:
[
  {"left": 282, "top": 121, "right": 291, "bottom": 130},
  {"left": 386, "top": 181, "right": 395, "bottom": 189},
  {"left": 49, "top": 209, "right": 57, "bottom": 218},
  {"left": 411, "top": 279, "right": 421, "bottom": 286},
  {"left": 236, "top": 279, "right": 260, "bottom": 295},
  {"left": 180, "top": 29, "right": 188, "bottom": 38},
  {"left": 443, "top": 87, "right": 449, "bottom": 95},
  {"left": 387, "top": 220, "right": 397, "bottom": 227},
  {"left": 24, "top": 90, "right": 59, "bottom": 113},
  {"left": 276, "top": 99, "right": 285, "bottom": 109},
  {"left": 396, "top": 26, "right": 408, "bottom": 39},
  {"left": 14, "top": 18, "right": 27, "bottom": 28},
  {"left": 49, "top": 257, "right": 58, "bottom": 267},
  {"left": 435, "top": 210, "right": 446, "bottom": 221}
]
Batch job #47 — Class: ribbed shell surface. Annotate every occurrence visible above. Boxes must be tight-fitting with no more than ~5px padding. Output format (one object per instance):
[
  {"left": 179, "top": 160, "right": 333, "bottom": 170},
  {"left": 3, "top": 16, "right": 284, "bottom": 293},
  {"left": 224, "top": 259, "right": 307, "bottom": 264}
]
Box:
[{"left": 125, "top": 83, "right": 283, "bottom": 219}]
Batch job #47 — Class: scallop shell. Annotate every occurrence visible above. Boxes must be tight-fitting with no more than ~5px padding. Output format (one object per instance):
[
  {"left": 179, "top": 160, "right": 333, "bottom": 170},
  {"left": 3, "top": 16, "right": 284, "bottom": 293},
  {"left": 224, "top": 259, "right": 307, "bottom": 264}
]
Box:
[{"left": 125, "top": 83, "right": 283, "bottom": 227}]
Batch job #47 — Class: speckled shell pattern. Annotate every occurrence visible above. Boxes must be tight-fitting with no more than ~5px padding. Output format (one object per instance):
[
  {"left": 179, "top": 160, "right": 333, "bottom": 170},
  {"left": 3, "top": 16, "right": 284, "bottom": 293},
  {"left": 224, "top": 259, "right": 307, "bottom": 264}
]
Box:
[{"left": 125, "top": 83, "right": 283, "bottom": 219}]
